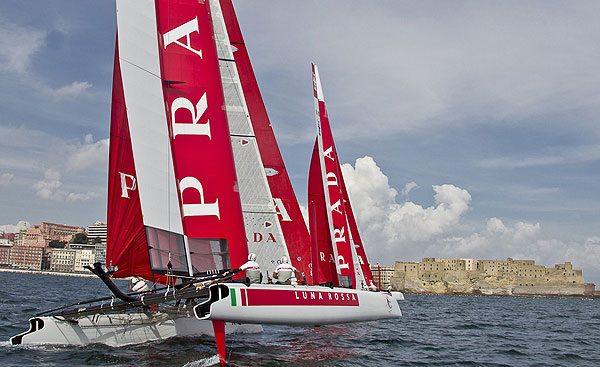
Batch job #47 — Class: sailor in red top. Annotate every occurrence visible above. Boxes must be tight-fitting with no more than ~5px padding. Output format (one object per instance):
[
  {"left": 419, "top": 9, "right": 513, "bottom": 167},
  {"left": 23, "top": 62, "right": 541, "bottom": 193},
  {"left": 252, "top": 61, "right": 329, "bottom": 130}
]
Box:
[
  {"left": 239, "top": 253, "right": 262, "bottom": 284},
  {"left": 273, "top": 256, "right": 297, "bottom": 285}
]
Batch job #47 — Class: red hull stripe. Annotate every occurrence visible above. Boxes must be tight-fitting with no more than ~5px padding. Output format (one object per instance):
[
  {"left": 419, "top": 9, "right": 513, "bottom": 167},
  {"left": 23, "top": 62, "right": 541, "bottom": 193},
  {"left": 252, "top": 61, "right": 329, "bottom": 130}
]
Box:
[
  {"left": 244, "top": 289, "right": 359, "bottom": 306},
  {"left": 241, "top": 288, "right": 247, "bottom": 306}
]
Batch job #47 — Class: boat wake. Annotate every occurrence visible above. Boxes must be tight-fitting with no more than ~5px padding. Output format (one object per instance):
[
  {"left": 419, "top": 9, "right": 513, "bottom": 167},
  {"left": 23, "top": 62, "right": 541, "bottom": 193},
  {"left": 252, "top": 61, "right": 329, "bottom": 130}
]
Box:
[{"left": 183, "top": 355, "right": 220, "bottom": 367}]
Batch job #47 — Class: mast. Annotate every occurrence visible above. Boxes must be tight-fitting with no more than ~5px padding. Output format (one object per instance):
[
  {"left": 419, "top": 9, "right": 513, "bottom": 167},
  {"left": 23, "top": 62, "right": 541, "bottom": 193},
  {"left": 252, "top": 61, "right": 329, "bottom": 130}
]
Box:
[{"left": 218, "top": 0, "right": 313, "bottom": 282}]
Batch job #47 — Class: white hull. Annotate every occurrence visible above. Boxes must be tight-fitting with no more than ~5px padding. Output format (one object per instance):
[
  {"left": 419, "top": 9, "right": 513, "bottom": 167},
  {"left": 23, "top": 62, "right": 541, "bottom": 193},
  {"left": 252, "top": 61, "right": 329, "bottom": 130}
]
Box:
[
  {"left": 11, "top": 313, "right": 262, "bottom": 347},
  {"left": 390, "top": 291, "right": 405, "bottom": 301},
  {"left": 196, "top": 283, "right": 402, "bottom": 325}
]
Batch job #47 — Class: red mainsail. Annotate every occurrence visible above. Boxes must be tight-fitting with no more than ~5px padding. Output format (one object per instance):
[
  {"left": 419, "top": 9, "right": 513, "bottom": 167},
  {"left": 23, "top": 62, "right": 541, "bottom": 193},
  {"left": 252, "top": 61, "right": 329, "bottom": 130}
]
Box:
[
  {"left": 311, "top": 64, "right": 356, "bottom": 288},
  {"left": 107, "top": 0, "right": 248, "bottom": 282},
  {"left": 156, "top": 0, "right": 247, "bottom": 272},
  {"left": 308, "top": 139, "right": 341, "bottom": 286}
]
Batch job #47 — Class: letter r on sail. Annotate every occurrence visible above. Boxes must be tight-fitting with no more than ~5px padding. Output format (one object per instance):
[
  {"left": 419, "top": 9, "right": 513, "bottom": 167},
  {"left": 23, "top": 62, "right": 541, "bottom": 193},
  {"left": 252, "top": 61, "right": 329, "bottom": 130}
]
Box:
[
  {"left": 119, "top": 172, "right": 137, "bottom": 198},
  {"left": 171, "top": 94, "right": 211, "bottom": 139},
  {"left": 179, "top": 177, "right": 220, "bottom": 218}
]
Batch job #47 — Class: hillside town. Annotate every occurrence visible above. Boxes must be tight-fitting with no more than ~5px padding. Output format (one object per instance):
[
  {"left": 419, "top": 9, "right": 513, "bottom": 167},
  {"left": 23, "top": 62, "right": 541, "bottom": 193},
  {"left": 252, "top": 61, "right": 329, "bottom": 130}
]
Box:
[{"left": 0, "top": 221, "right": 107, "bottom": 273}]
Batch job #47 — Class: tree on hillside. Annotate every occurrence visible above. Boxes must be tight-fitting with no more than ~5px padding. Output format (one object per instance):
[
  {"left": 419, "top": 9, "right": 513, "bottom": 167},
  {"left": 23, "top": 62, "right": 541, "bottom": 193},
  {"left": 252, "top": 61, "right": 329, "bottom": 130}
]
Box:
[
  {"left": 48, "top": 240, "right": 67, "bottom": 248},
  {"left": 89, "top": 237, "right": 102, "bottom": 246},
  {"left": 70, "top": 232, "right": 88, "bottom": 244}
]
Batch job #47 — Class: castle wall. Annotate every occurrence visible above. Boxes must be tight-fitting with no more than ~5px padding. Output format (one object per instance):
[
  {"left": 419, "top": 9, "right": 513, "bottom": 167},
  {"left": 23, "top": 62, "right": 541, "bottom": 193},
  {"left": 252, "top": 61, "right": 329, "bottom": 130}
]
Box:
[{"left": 391, "top": 258, "right": 593, "bottom": 297}]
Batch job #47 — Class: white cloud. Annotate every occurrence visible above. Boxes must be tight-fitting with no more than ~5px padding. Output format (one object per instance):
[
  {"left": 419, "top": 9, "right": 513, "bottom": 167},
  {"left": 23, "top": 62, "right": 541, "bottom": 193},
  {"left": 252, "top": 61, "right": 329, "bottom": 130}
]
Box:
[
  {"left": 0, "top": 16, "right": 91, "bottom": 101},
  {"left": 50, "top": 81, "right": 92, "bottom": 101},
  {"left": 0, "top": 172, "right": 14, "bottom": 186},
  {"left": 66, "top": 191, "right": 101, "bottom": 202},
  {"left": 401, "top": 182, "right": 418, "bottom": 197},
  {"left": 0, "top": 16, "right": 46, "bottom": 74},
  {"left": 65, "top": 134, "right": 109, "bottom": 172},
  {"left": 33, "top": 169, "right": 62, "bottom": 200},
  {"left": 341, "top": 156, "right": 471, "bottom": 247},
  {"left": 0, "top": 220, "right": 30, "bottom": 234},
  {"left": 477, "top": 144, "right": 600, "bottom": 169},
  {"left": 33, "top": 169, "right": 99, "bottom": 202},
  {"left": 340, "top": 155, "right": 599, "bottom": 281}
]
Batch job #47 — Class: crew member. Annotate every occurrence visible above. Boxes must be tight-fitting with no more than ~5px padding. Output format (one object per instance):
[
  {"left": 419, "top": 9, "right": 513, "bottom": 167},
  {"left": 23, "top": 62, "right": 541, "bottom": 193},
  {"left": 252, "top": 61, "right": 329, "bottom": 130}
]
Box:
[
  {"left": 368, "top": 280, "right": 377, "bottom": 291},
  {"left": 239, "top": 253, "right": 262, "bottom": 284},
  {"left": 130, "top": 276, "right": 150, "bottom": 293},
  {"left": 273, "top": 256, "right": 297, "bottom": 285},
  {"left": 387, "top": 285, "right": 392, "bottom": 293}
]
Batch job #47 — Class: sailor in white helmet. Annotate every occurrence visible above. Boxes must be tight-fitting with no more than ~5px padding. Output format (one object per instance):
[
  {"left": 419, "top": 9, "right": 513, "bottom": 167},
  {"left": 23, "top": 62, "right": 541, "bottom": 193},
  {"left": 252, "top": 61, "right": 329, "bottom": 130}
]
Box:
[
  {"left": 273, "top": 256, "right": 297, "bottom": 285},
  {"left": 129, "top": 276, "right": 150, "bottom": 293},
  {"left": 368, "top": 280, "right": 377, "bottom": 291},
  {"left": 239, "top": 253, "right": 262, "bottom": 284}
]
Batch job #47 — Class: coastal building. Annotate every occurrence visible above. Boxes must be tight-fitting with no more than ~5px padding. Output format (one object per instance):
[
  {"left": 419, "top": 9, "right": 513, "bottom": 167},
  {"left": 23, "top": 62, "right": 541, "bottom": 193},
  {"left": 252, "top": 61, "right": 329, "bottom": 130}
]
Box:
[
  {"left": 74, "top": 249, "right": 95, "bottom": 272},
  {"left": 69, "top": 243, "right": 96, "bottom": 272},
  {"left": 370, "top": 264, "right": 395, "bottom": 289},
  {"left": 16, "top": 223, "right": 28, "bottom": 246},
  {"left": 87, "top": 221, "right": 107, "bottom": 265},
  {"left": 10, "top": 245, "right": 43, "bottom": 270},
  {"left": 0, "top": 232, "right": 16, "bottom": 243},
  {"left": 0, "top": 241, "right": 12, "bottom": 265},
  {"left": 49, "top": 248, "right": 76, "bottom": 273},
  {"left": 392, "top": 257, "right": 594, "bottom": 297},
  {"left": 22, "top": 222, "right": 85, "bottom": 248}
]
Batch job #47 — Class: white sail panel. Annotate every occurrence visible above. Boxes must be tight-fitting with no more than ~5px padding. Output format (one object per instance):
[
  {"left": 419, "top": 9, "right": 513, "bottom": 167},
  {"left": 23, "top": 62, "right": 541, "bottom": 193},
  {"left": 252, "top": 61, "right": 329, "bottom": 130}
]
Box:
[
  {"left": 210, "top": 0, "right": 289, "bottom": 275},
  {"left": 116, "top": 0, "right": 183, "bottom": 235}
]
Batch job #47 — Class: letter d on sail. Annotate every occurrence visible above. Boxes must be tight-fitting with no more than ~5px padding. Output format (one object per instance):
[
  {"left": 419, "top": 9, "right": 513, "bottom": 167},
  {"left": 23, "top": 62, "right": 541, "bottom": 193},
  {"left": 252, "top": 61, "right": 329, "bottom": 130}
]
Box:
[
  {"left": 179, "top": 177, "right": 220, "bottom": 218},
  {"left": 119, "top": 172, "right": 137, "bottom": 198}
]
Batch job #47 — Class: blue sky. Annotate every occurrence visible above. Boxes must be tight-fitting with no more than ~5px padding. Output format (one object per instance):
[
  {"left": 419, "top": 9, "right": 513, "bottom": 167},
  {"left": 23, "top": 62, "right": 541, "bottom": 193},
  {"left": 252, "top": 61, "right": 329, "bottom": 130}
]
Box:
[{"left": 1, "top": 1, "right": 599, "bottom": 283}]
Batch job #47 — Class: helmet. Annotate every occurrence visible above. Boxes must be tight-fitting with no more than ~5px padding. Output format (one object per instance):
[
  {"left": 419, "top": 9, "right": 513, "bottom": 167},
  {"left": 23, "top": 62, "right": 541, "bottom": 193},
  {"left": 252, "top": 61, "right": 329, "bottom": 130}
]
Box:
[
  {"left": 281, "top": 256, "right": 289, "bottom": 264},
  {"left": 132, "top": 277, "right": 141, "bottom": 284},
  {"left": 248, "top": 253, "right": 257, "bottom": 261}
]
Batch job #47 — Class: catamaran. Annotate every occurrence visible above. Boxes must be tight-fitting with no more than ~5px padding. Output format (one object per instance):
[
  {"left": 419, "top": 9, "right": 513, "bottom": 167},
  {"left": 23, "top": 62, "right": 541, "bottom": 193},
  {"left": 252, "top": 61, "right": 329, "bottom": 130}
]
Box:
[{"left": 11, "top": 0, "right": 401, "bottom": 363}]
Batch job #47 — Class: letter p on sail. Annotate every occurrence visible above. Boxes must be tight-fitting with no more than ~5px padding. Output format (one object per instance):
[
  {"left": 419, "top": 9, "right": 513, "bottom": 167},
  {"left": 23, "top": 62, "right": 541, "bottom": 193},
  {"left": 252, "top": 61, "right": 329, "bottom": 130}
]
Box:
[
  {"left": 179, "top": 176, "right": 220, "bottom": 218},
  {"left": 119, "top": 172, "right": 137, "bottom": 198}
]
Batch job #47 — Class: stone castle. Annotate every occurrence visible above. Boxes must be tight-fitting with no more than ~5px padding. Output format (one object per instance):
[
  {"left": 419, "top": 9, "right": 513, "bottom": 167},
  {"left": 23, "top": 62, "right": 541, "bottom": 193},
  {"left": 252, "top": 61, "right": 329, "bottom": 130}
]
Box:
[{"left": 391, "top": 257, "right": 595, "bottom": 297}]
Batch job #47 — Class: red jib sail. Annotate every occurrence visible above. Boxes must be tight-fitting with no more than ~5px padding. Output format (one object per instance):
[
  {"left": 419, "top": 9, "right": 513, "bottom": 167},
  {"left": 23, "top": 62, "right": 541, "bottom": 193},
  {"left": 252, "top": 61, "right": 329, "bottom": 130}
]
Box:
[
  {"left": 338, "top": 161, "right": 375, "bottom": 288},
  {"left": 311, "top": 64, "right": 356, "bottom": 288},
  {"left": 106, "top": 38, "right": 152, "bottom": 280},
  {"left": 219, "top": 0, "right": 313, "bottom": 283},
  {"left": 107, "top": 0, "right": 248, "bottom": 282}
]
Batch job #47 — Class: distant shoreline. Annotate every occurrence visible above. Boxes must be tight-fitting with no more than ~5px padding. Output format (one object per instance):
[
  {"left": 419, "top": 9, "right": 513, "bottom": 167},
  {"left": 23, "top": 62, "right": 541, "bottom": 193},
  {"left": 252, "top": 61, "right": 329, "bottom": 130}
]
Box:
[
  {"left": 399, "top": 289, "right": 600, "bottom": 300},
  {"left": 0, "top": 268, "right": 97, "bottom": 278}
]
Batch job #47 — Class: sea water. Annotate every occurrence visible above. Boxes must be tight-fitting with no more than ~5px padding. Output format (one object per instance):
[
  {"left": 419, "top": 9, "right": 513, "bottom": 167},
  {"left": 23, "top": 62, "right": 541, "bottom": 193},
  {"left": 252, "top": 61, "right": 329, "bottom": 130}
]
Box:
[{"left": 1, "top": 272, "right": 599, "bottom": 366}]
